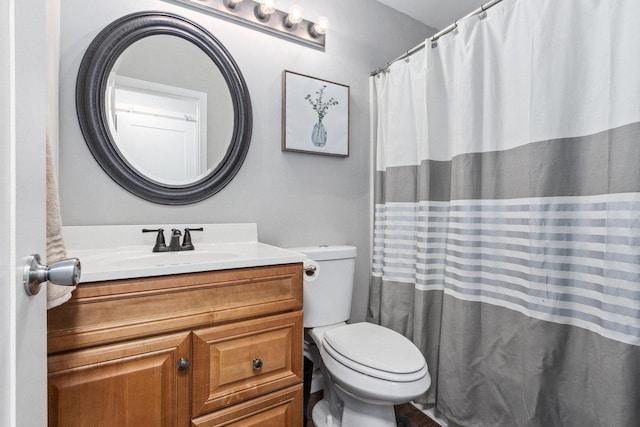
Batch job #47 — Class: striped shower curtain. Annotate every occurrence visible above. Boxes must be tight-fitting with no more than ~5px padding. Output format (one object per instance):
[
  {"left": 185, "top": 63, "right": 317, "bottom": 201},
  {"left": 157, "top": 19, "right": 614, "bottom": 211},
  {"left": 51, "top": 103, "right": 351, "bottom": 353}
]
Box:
[{"left": 368, "top": 1, "right": 640, "bottom": 426}]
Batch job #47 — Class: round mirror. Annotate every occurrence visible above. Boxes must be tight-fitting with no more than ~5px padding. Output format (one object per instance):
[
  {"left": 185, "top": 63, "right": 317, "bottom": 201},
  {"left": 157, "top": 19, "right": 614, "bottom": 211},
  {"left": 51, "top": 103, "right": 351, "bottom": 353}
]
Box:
[{"left": 77, "top": 11, "right": 252, "bottom": 204}]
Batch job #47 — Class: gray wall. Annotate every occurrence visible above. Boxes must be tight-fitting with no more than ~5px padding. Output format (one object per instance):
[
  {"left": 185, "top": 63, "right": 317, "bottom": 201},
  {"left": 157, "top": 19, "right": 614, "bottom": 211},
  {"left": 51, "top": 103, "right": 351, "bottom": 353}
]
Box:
[{"left": 58, "top": 0, "right": 433, "bottom": 322}]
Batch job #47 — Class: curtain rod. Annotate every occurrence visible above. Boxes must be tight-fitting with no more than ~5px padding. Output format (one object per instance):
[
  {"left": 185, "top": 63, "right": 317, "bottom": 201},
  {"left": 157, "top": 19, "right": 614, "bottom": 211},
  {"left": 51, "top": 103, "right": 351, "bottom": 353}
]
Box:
[{"left": 371, "top": 0, "right": 504, "bottom": 76}]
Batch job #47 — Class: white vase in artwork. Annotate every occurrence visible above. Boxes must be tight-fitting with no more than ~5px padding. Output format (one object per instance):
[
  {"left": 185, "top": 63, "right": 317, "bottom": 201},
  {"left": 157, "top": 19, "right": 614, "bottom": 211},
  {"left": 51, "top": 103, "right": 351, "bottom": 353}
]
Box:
[{"left": 312, "top": 120, "right": 327, "bottom": 147}]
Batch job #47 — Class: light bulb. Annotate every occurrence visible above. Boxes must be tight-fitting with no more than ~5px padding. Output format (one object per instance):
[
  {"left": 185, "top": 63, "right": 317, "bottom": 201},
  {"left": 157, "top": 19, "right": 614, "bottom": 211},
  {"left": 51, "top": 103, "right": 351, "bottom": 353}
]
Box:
[
  {"left": 255, "top": 0, "right": 277, "bottom": 20},
  {"left": 285, "top": 5, "right": 304, "bottom": 28},
  {"left": 259, "top": 0, "right": 277, "bottom": 15},
  {"left": 310, "top": 16, "right": 329, "bottom": 37}
]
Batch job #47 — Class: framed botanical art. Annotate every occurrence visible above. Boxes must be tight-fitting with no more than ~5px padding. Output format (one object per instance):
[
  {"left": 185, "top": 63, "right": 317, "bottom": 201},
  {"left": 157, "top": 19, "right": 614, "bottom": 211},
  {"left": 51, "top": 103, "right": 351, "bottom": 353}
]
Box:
[{"left": 282, "top": 70, "right": 350, "bottom": 157}]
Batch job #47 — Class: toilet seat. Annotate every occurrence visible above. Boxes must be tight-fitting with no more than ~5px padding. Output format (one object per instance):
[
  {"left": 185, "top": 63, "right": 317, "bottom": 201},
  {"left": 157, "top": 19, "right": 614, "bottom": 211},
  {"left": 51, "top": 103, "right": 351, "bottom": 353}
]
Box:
[{"left": 322, "top": 322, "right": 428, "bottom": 382}]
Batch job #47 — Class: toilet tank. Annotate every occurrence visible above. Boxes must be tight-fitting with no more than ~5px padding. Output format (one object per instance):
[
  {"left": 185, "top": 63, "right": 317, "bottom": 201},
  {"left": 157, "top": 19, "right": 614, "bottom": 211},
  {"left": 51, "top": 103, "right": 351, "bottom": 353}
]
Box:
[{"left": 288, "top": 245, "right": 357, "bottom": 328}]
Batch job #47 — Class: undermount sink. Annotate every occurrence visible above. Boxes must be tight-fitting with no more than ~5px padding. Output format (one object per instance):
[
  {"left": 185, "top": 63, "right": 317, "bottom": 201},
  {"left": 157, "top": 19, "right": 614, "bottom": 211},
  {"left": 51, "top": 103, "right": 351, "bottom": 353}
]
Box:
[{"left": 64, "top": 224, "right": 306, "bottom": 283}]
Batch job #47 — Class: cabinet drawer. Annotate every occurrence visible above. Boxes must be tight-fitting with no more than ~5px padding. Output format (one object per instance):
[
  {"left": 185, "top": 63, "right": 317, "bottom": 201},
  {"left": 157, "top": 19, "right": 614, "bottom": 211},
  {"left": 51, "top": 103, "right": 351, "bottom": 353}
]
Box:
[
  {"left": 191, "top": 385, "right": 302, "bottom": 427},
  {"left": 48, "top": 264, "right": 303, "bottom": 353},
  {"left": 192, "top": 311, "right": 303, "bottom": 416}
]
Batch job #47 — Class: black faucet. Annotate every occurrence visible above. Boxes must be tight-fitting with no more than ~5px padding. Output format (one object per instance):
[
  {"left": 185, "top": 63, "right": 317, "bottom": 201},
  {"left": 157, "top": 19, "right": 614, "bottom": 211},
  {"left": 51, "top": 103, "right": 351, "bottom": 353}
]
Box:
[{"left": 143, "top": 227, "right": 204, "bottom": 252}]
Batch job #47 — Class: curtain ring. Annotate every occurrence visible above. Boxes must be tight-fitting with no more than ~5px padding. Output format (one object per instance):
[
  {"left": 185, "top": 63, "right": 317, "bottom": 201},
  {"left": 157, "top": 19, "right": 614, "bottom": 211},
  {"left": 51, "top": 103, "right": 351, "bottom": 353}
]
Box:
[{"left": 478, "top": 5, "right": 488, "bottom": 19}]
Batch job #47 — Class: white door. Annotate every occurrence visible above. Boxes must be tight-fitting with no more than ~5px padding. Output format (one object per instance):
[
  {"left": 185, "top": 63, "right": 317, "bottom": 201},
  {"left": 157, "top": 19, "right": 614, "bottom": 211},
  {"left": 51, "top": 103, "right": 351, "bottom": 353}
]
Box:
[
  {"left": 111, "top": 78, "right": 208, "bottom": 184},
  {"left": 1, "top": 0, "right": 48, "bottom": 426},
  {"left": 116, "top": 111, "right": 200, "bottom": 184}
]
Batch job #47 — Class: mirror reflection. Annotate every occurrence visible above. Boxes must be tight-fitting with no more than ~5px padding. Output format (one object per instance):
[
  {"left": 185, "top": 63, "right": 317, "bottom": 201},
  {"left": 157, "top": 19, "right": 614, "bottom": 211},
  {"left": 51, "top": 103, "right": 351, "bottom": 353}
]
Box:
[{"left": 106, "top": 35, "right": 234, "bottom": 185}]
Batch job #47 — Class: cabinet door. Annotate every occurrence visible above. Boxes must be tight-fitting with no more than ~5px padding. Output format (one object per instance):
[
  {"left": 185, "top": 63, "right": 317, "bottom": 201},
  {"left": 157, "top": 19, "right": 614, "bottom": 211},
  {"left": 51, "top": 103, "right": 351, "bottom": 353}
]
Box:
[
  {"left": 192, "top": 311, "right": 303, "bottom": 416},
  {"left": 191, "top": 385, "right": 303, "bottom": 427},
  {"left": 48, "top": 332, "right": 190, "bottom": 427}
]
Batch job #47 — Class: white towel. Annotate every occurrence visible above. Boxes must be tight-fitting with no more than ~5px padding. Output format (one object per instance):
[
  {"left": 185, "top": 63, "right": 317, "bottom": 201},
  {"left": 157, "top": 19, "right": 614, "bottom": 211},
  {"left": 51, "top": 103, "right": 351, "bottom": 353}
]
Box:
[
  {"left": 46, "top": 137, "right": 74, "bottom": 309},
  {"left": 45, "top": 1, "right": 71, "bottom": 309}
]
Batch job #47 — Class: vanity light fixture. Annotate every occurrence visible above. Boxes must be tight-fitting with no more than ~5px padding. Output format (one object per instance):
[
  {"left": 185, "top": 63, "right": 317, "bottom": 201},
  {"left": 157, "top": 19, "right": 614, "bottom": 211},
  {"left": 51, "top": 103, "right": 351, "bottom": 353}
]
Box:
[{"left": 164, "top": 0, "right": 327, "bottom": 50}]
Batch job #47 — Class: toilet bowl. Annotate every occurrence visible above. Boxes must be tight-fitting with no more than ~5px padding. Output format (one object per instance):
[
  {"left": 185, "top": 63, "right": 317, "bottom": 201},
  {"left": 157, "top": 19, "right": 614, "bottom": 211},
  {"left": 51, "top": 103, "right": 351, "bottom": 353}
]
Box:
[
  {"left": 290, "top": 246, "right": 431, "bottom": 427},
  {"left": 310, "top": 322, "right": 430, "bottom": 427}
]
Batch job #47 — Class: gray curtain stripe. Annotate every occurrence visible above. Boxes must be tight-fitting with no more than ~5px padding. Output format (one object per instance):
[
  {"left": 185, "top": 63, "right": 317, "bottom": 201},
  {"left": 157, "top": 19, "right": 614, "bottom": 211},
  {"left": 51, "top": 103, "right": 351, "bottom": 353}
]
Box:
[
  {"left": 375, "top": 205, "right": 451, "bottom": 212},
  {"left": 443, "top": 240, "right": 640, "bottom": 265},
  {"left": 376, "top": 227, "right": 640, "bottom": 245},
  {"left": 443, "top": 249, "right": 638, "bottom": 279},
  {"left": 381, "top": 245, "right": 640, "bottom": 274},
  {"left": 376, "top": 121, "right": 640, "bottom": 203},
  {"left": 371, "top": 239, "right": 418, "bottom": 249},
  {"left": 372, "top": 269, "right": 640, "bottom": 302},
  {"left": 439, "top": 261, "right": 640, "bottom": 300},
  {"left": 374, "top": 237, "right": 640, "bottom": 265},
  {"left": 377, "top": 251, "right": 640, "bottom": 285},
  {"left": 376, "top": 199, "right": 640, "bottom": 212},
  {"left": 378, "top": 216, "right": 638, "bottom": 228},
  {"left": 376, "top": 159, "right": 452, "bottom": 203},
  {"left": 374, "top": 262, "right": 640, "bottom": 303},
  {"left": 444, "top": 283, "right": 640, "bottom": 337},
  {"left": 436, "top": 296, "right": 640, "bottom": 427},
  {"left": 443, "top": 272, "right": 640, "bottom": 317}
]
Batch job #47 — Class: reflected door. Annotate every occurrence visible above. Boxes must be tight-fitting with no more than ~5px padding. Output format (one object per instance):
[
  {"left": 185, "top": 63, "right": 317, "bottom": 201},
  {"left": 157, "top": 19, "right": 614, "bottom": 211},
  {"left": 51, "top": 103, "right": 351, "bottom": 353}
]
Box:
[
  {"left": 110, "top": 76, "right": 207, "bottom": 185},
  {"left": 116, "top": 112, "right": 200, "bottom": 184}
]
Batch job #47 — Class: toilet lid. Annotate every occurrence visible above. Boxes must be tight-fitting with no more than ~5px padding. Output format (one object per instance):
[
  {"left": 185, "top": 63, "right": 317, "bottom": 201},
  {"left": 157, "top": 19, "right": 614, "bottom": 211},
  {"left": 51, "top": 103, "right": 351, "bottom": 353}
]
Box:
[{"left": 323, "top": 323, "right": 427, "bottom": 382}]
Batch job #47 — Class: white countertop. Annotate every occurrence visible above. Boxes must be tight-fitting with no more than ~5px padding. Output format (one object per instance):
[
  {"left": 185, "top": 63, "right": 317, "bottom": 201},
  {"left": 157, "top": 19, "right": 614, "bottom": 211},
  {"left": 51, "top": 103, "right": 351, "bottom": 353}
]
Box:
[{"left": 63, "top": 224, "right": 305, "bottom": 283}]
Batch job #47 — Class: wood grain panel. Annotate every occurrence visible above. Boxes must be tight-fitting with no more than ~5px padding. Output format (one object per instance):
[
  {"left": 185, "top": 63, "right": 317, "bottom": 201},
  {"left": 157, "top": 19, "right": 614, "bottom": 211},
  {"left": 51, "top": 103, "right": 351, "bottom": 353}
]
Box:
[
  {"left": 48, "top": 332, "right": 190, "bottom": 427},
  {"left": 191, "top": 312, "right": 303, "bottom": 416},
  {"left": 191, "top": 385, "right": 303, "bottom": 427}
]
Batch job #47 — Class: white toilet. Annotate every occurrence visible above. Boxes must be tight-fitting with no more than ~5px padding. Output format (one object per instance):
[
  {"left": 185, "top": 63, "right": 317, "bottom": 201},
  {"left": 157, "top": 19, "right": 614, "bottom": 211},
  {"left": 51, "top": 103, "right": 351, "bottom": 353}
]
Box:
[{"left": 290, "top": 245, "right": 431, "bottom": 427}]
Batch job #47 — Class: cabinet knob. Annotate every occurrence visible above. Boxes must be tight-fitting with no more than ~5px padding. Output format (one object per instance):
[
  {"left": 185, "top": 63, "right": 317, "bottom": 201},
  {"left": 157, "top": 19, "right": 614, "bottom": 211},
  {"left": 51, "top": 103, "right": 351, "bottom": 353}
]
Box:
[
  {"left": 252, "top": 358, "right": 263, "bottom": 371},
  {"left": 177, "top": 357, "right": 190, "bottom": 371}
]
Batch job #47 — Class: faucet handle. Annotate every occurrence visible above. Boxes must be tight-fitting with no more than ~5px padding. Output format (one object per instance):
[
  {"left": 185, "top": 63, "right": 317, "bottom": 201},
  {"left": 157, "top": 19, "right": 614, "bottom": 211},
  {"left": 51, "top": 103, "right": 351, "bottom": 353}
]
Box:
[
  {"left": 142, "top": 228, "right": 168, "bottom": 252},
  {"left": 182, "top": 227, "right": 204, "bottom": 251}
]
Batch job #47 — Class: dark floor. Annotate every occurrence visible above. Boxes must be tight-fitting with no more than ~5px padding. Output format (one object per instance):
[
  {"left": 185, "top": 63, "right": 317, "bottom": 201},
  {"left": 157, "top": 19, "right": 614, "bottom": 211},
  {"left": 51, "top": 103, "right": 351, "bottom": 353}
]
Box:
[{"left": 307, "top": 391, "right": 441, "bottom": 427}]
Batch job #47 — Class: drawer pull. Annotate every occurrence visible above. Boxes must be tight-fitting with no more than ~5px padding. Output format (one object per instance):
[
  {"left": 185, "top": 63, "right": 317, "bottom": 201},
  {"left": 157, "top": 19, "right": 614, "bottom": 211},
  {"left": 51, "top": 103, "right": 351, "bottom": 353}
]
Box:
[
  {"left": 252, "top": 358, "right": 263, "bottom": 371},
  {"left": 177, "top": 357, "right": 190, "bottom": 371}
]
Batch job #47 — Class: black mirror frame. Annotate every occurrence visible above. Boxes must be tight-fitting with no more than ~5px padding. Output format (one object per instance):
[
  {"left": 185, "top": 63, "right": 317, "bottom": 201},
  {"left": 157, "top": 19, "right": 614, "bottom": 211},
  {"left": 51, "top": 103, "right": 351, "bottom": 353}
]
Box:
[{"left": 76, "top": 11, "right": 252, "bottom": 205}]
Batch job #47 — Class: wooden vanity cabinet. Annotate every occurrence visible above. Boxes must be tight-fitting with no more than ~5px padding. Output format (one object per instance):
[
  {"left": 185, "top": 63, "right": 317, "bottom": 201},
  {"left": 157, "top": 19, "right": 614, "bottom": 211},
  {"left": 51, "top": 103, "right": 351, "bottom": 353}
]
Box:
[{"left": 47, "top": 263, "right": 303, "bottom": 427}]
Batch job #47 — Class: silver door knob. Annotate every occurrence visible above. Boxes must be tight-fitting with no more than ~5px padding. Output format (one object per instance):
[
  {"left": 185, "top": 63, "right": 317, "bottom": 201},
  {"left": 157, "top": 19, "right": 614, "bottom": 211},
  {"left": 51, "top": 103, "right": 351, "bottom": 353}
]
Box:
[{"left": 23, "top": 254, "right": 81, "bottom": 296}]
